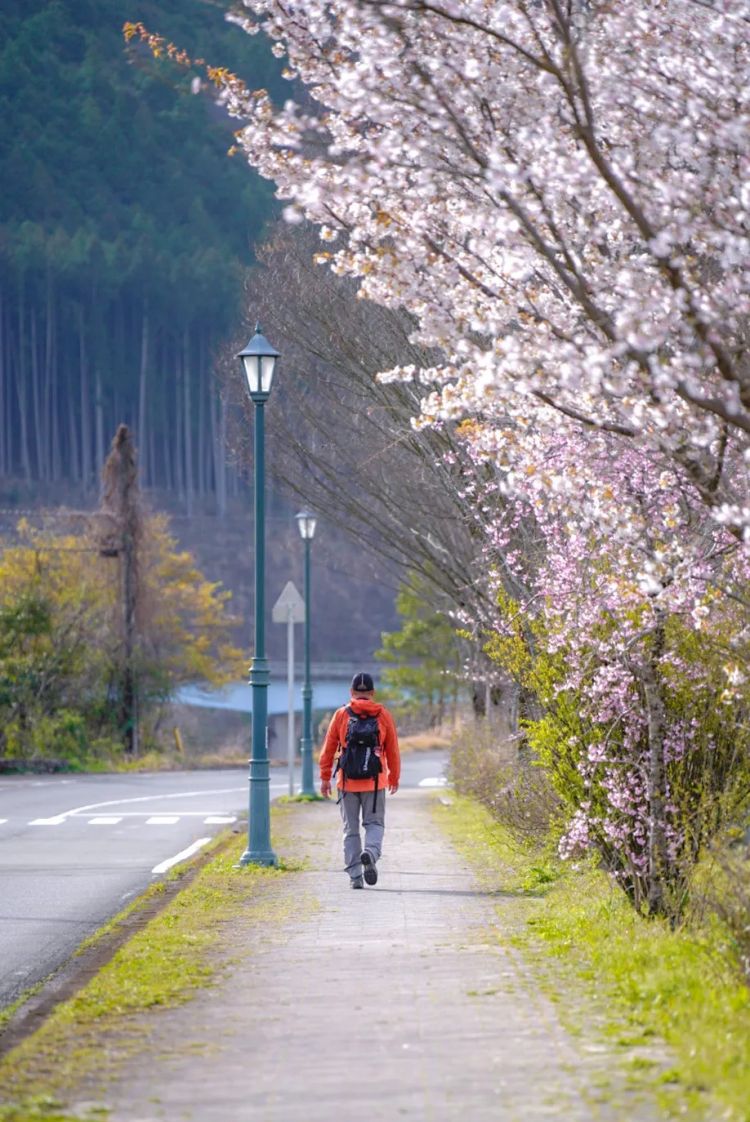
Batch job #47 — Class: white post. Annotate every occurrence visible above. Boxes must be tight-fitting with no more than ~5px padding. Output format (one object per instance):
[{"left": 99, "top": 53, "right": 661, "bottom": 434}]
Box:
[
  {"left": 287, "top": 606, "right": 295, "bottom": 796},
  {"left": 272, "top": 581, "right": 305, "bottom": 797}
]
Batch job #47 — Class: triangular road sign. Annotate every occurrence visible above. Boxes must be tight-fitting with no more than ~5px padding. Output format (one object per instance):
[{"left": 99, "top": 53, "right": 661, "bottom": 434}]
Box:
[{"left": 272, "top": 580, "right": 306, "bottom": 624}]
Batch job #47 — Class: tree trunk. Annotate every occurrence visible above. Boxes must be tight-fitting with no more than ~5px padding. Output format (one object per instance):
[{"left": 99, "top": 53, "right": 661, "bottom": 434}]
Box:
[
  {"left": 183, "top": 327, "right": 193, "bottom": 516},
  {"left": 95, "top": 368, "right": 105, "bottom": 483},
  {"left": 101, "top": 424, "right": 141, "bottom": 755},
  {"left": 137, "top": 303, "right": 149, "bottom": 484},
  {"left": 197, "top": 334, "right": 206, "bottom": 499},
  {"left": 121, "top": 524, "right": 138, "bottom": 757},
  {"left": 472, "top": 681, "right": 486, "bottom": 719},
  {"left": 215, "top": 389, "right": 227, "bottom": 516},
  {"left": 79, "top": 307, "right": 91, "bottom": 493},
  {"left": 174, "top": 342, "right": 184, "bottom": 499},
  {"left": 68, "top": 392, "right": 80, "bottom": 483},
  {"left": 0, "top": 287, "right": 6, "bottom": 476},
  {"left": 30, "top": 305, "right": 45, "bottom": 480},
  {"left": 162, "top": 340, "right": 173, "bottom": 492},
  {"left": 46, "top": 281, "right": 61, "bottom": 482},
  {"left": 643, "top": 611, "right": 669, "bottom": 916},
  {"left": 149, "top": 418, "right": 156, "bottom": 492},
  {"left": 16, "top": 286, "right": 31, "bottom": 484}
]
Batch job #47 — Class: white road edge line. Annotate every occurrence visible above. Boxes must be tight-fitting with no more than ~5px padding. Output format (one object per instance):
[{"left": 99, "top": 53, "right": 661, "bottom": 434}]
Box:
[{"left": 152, "top": 837, "right": 212, "bottom": 876}]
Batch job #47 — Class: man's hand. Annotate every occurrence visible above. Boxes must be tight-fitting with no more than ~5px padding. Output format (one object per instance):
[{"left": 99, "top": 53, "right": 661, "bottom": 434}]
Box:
[
  {"left": 320, "top": 781, "right": 332, "bottom": 798},
  {"left": 389, "top": 783, "right": 399, "bottom": 795}
]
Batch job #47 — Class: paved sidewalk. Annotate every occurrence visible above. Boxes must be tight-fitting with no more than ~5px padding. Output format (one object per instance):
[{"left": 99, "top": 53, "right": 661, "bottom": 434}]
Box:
[{"left": 87, "top": 791, "right": 649, "bottom": 1122}]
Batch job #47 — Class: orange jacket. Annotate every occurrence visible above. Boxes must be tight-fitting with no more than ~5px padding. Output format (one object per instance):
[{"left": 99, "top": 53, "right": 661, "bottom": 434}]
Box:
[{"left": 319, "top": 697, "right": 400, "bottom": 791}]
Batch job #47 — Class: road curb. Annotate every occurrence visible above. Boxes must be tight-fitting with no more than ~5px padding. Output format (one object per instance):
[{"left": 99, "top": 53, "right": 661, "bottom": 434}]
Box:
[{"left": 0, "top": 823, "right": 242, "bottom": 1058}]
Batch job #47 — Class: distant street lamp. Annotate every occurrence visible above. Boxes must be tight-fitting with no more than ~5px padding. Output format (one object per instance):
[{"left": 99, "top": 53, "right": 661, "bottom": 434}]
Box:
[
  {"left": 238, "top": 325, "right": 280, "bottom": 867},
  {"left": 296, "top": 510, "right": 317, "bottom": 796}
]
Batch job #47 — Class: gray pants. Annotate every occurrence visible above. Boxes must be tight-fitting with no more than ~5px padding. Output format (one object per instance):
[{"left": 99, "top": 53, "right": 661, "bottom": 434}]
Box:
[{"left": 339, "top": 787, "right": 385, "bottom": 880}]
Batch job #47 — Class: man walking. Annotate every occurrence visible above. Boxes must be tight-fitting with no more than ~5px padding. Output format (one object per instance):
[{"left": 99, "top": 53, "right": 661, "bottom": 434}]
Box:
[{"left": 320, "top": 672, "right": 400, "bottom": 889}]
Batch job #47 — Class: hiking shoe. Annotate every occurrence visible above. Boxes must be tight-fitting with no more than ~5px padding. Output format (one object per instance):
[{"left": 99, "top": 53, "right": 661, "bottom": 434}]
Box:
[
  {"left": 361, "top": 850, "right": 378, "bottom": 886},
  {"left": 350, "top": 875, "right": 365, "bottom": 889}
]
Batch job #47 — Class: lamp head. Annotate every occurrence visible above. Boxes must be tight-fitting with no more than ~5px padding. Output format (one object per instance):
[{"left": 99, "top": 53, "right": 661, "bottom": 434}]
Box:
[
  {"left": 237, "top": 324, "right": 280, "bottom": 401},
  {"left": 296, "top": 510, "right": 317, "bottom": 540}
]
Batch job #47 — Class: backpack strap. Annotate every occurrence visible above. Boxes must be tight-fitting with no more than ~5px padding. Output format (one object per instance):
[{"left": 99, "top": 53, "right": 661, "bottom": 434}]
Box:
[
  {"left": 372, "top": 707, "right": 381, "bottom": 813},
  {"left": 338, "top": 706, "right": 353, "bottom": 795}
]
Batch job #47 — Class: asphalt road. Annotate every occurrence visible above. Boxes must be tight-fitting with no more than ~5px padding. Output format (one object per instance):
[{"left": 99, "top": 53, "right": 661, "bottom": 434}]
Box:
[{"left": 0, "top": 751, "right": 447, "bottom": 1009}]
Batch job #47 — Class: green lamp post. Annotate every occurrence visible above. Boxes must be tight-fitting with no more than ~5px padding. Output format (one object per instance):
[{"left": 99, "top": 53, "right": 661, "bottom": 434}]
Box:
[
  {"left": 295, "top": 510, "right": 317, "bottom": 796},
  {"left": 238, "top": 325, "right": 279, "bottom": 867}
]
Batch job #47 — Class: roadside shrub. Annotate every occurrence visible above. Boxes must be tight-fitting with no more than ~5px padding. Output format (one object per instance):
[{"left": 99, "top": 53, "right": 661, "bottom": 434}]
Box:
[
  {"left": 694, "top": 815, "right": 750, "bottom": 986},
  {"left": 450, "top": 723, "right": 562, "bottom": 843},
  {"left": 2, "top": 710, "right": 89, "bottom": 768}
]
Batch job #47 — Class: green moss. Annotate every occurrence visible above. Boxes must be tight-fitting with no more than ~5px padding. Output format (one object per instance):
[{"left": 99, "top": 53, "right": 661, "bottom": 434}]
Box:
[
  {"left": 434, "top": 793, "right": 750, "bottom": 1122},
  {"left": 275, "top": 793, "right": 326, "bottom": 804},
  {"left": 0, "top": 1094, "right": 103, "bottom": 1121},
  {"left": 0, "top": 979, "right": 47, "bottom": 1036}
]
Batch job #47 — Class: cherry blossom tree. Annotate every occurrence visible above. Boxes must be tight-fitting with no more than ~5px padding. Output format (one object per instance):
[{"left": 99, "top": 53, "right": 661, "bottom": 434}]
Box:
[
  {"left": 218, "top": 0, "right": 750, "bottom": 517},
  {"left": 478, "top": 429, "right": 749, "bottom": 913}
]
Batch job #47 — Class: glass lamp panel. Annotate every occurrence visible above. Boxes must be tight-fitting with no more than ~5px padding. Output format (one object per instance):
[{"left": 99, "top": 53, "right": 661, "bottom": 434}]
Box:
[
  {"left": 242, "top": 355, "right": 260, "bottom": 396},
  {"left": 260, "top": 354, "right": 276, "bottom": 393}
]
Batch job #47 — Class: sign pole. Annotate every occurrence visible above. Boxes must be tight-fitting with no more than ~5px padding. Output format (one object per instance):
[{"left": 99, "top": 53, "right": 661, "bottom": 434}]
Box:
[
  {"left": 287, "top": 605, "right": 295, "bottom": 796},
  {"left": 272, "top": 580, "right": 306, "bottom": 800}
]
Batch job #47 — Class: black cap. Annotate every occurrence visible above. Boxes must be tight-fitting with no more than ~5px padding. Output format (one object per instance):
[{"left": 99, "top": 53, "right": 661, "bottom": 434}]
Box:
[{"left": 351, "top": 671, "right": 374, "bottom": 692}]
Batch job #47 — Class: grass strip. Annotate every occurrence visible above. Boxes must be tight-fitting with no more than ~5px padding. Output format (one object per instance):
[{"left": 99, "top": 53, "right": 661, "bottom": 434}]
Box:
[
  {"left": 0, "top": 809, "right": 310, "bottom": 1122},
  {"left": 434, "top": 792, "right": 750, "bottom": 1122}
]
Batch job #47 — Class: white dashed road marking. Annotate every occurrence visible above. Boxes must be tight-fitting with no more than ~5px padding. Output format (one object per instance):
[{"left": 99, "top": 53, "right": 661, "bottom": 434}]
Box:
[
  {"left": 418, "top": 776, "right": 448, "bottom": 788},
  {"left": 151, "top": 837, "right": 212, "bottom": 876},
  {"left": 22, "top": 813, "right": 239, "bottom": 827},
  {"left": 24, "top": 785, "right": 246, "bottom": 825}
]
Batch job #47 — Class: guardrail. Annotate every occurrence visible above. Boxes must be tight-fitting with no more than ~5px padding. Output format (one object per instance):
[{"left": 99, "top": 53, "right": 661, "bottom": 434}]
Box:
[{"left": 266, "top": 662, "right": 370, "bottom": 679}]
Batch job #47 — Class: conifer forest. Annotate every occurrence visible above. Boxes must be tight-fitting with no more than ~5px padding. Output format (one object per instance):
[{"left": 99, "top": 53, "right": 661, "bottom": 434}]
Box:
[{"left": 0, "top": 0, "right": 282, "bottom": 508}]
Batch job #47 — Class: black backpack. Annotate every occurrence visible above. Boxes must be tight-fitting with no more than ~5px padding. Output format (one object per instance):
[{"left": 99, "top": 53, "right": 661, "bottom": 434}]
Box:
[{"left": 337, "top": 706, "right": 383, "bottom": 809}]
